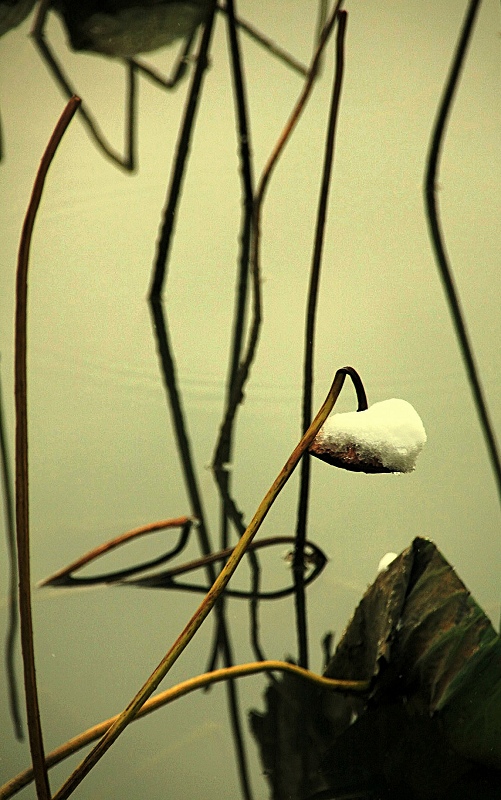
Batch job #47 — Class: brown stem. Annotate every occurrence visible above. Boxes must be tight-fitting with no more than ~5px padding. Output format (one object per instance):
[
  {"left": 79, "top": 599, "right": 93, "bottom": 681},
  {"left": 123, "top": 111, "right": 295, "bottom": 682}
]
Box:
[
  {"left": 51, "top": 366, "right": 353, "bottom": 800},
  {"left": 0, "top": 659, "right": 368, "bottom": 800},
  {"left": 15, "top": 96, "right": 80, "bottom": 800},
  {"left": 39, "top": 516, "right": 194, "bottom": 586}
]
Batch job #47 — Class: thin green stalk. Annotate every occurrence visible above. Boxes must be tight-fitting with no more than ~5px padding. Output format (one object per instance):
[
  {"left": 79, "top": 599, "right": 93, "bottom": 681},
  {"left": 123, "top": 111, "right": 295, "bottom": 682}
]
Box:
[
  {"left": 15, "top": 96, "right": 80, "bottom": 800},
  {"left": 51, "top": 366, "right": 354, "bottom": 800},
  {"left": 1, "top": 659, "right": 368, "bottom": 799}
]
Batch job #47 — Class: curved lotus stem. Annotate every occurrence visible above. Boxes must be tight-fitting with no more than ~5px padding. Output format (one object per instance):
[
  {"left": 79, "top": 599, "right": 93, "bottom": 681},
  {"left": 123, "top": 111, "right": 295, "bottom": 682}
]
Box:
[
  {"left": 15, "top": 96, "right": 81, "bottom": 800},
  {"left": 49, "top": 366, "right": 357, "bottom": 800},
  {"left": 0, "top": 659, "right": 368, "bottom": 800}
]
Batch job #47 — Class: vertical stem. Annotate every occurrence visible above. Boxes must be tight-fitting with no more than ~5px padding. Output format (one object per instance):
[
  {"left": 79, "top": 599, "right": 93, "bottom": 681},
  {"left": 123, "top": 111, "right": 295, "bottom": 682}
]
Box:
[
  {"left": 124, "top": 59, "right": 138, "bottom": 171},
  {"left": 218, "top": 4, "right": 256, "bottom": 795},
  {"left": 213, "top": 0, "right": 342, "bottom": 472},
  {"left": 0, "top": 356, "right": 24, "bottom": 740},
  {"left": 15, "top": 97, "right": 80, "bottom": 800},
  {"left": 148, "top": 2, "right": 217, "bottom": 298},
  {"left": 424, "top": 0, "right": 501, "bottom": 508},
  {"left": 293, "top": 9, "right": 348, "bottom": 669}
]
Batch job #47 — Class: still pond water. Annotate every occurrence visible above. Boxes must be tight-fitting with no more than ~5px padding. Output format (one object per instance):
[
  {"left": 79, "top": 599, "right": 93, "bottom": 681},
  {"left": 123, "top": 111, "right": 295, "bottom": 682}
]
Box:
[{"left": 1, "top": 1, "right": 501, "bottom": 797}]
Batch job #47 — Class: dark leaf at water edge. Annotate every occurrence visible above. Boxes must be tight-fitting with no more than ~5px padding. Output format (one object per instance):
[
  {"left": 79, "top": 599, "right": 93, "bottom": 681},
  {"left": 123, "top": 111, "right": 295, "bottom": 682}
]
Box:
[{"left": 251, "top": 537, "right": 501, "bottom": 799}]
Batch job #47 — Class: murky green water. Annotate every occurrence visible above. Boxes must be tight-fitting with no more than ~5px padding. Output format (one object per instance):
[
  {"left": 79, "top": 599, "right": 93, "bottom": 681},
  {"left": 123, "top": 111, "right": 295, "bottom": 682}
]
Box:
[{"left": 1, "top": 2, "right": 501, "bottom": 797}]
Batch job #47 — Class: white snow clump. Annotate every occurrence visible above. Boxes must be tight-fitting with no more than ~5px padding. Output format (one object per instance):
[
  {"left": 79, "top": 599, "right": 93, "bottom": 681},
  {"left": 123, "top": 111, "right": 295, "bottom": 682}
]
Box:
[
  {"left": 316, "top": 398, "right": 427, "bottom": 473},
  {"left": 377, "top": 552, "right": 399, "bottom": 573}
]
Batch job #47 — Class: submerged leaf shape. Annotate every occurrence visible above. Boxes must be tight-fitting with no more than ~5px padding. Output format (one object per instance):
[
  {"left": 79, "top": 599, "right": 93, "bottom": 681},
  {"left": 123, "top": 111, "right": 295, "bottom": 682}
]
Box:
[{"left": 58, "top": 0, "right": 212, "bottom": 57}]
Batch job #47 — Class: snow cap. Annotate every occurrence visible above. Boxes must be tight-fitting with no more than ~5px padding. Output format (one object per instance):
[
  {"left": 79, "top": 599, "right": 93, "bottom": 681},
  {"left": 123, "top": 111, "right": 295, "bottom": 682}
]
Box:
[
  {"left": 377, "top": 552, "right": 399, "bottom": 573},
  {"left": 309, "top": 398, "right": 426, "bottom": 474}
]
